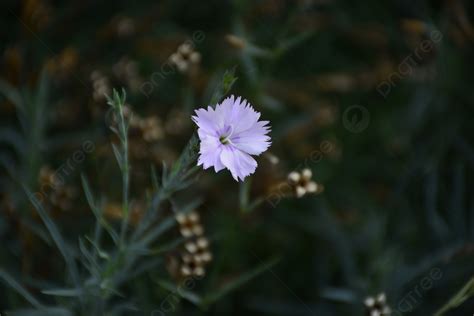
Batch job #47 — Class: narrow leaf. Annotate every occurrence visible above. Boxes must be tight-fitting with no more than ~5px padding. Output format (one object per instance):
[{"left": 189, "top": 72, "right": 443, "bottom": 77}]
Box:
[
  {"left": 24, "top": 187, "right": 80, "bottom": 288},
  {"left": 156, "top": 279, "right": 202, "bottom": 305},
  {"left": 112, "top": 143, "right": 124, "bottom": 170},
  {"left": 42, "top": 288, "right": 83, "bottom": 297},
  {"left": 202, "top": 257, "right": 280, "bottom": 306},
  {"left": 8, "top": 307, "right": 73, "bottom": 316},
  {"left": 81, "top": 175, "right": 119, "bottom": 245},
  {"left": 0, "top": 269, "right": 43, "bottom": 308}
]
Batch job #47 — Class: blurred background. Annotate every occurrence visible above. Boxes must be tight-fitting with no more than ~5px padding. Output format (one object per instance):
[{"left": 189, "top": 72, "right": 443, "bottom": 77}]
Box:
[{"left": 1, "top": 0, "right": 474, "bottom": 315}]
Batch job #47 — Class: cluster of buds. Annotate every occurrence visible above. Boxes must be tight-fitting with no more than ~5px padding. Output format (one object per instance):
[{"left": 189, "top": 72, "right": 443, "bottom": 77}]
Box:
[
  {"left": 176, "top": 211, "right": 203, "bottom": 237},
  {"left": 128, "top": 112, "right": 164, "bottom": 143},
  {"left": 225, "top": 34, "right": 246, "bottom": 50},
  {"left": 45, "top": 47, "right": 78, "bottom": 80},
  {"left": 364, "top": 293, "right": 392, "bottom": 316},
  {"left": 287, "top": 168, "right": 322, "bottom": 198},
  {"left": 109, "top": 105, "right": 163, "bottom": 143},
  {"left": 103, "top": 201, "right": 143, "bottom": 226},
  {"left": 264, "top": 152, "right": 280, "bottom": 165},
  {"left": 138, "top": 117, "right": 163, "bottom": 142},
  {"left": 38, "top": 166, "right": 59, "bottom": 187},
  {"left": 38, "top": 166, "right": 77, "bottom": 211},
  {"left": 115, "top": 16, "right": 135, "bottom": 37},
  {"left": 180, "top": 237, "right": 213, "bottom": 277},
  {"left": 49, "top": 186, "right": 77, "bottom": 210},
  {"left": 22, "top": 0, "right": 52, "bottom": 32},
  {"left": 91, "top": 71, "right": 111, "bottom": 102},
  {"left": 112, "top": 57, "right": 142, "bottom": 92},
  {"left": 169, "top": 42, "right": 201, "bottom": 74},
  {"left": 174, "top": 211, "right": 212, "bottom": 278},
  {"left": 165, "top": 109, "right": 190, "bottom": 135}
]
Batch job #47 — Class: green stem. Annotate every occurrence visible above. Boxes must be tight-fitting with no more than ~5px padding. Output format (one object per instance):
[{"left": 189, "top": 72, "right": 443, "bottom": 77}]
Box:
[
  {"left": 120, "top": 143, "right": 129, "bottom": 246},
  {"left": 434, "top": 276, "right": 474, "bottom": 316},
  {"left": 106, "top": 89, "right": 130, "bottom": 248},
  {"left": 118, "top": 96, "right": 130, "bottom": 248}
]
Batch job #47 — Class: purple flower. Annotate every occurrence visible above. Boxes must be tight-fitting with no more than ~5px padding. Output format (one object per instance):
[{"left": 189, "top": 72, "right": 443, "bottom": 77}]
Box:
[{"left": 192, "top": 95, "right": 271, "bottom": 181}]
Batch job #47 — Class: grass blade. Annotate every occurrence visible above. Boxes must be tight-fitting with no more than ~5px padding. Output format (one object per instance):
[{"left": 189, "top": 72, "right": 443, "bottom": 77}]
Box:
[
  {"left": 24, "top": 187, "right": 80, "bottom": 288},
  {"left": 8, "top": 307, "right": 73, "bottom": 316},
  {"left": 0, "top": 269, "right": 43, "bottom": 308},
  {"left": 81, "top": 174, "right": 119, "bottom": 245},
  {"left": 202, "top": 257, "right": 280, "bottom": 306},
  {"left": 156, "top": 279, "right": 203, "bottom": 305},
  {"left": 42, "top": 288, "right": 83, "bottom": 297}
]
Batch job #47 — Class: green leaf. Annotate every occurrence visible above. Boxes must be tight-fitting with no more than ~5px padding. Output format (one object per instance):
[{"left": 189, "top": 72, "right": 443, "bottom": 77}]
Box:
[
  {"left": 20, "top": 217, "right": 52, "bottom": 246},
  {"left": 161, "top": 161, "right": 169, "bottom": 185},
  {"left": 85, "top": 235, "right": 110, "bottom": 260},
  {"left": 137, "top": 215, "right": 176, "bottom": 247},
  {"left": 148, "top": 237, "right": 187, "bottom": 255},
  {"left": 202, "top": 257, "right": 280, "bottom": 306},
  {"left": 0, "top": 128, "right": 26, "bottom": 156},
  {"left": 35, "top": 70, "right": 49, "bottom": 119},
  {"left": 8, "top": 307, "right": 73, "bottom": 316},
  {"left": 434, "top": 276, "right": 474, "bottom": 316},
  {"left": 274, "top": 31, "right": 314, "bottom": 59},
  {"left": 239, "top": 178, "right": 251, "bottom": 211},
  {"left": 151, "top": 164, "right": 160, "bottom": 191},
  {"left": 209, "top": 67, "right": 238, "bottom": 105},
  {"left": 117, "top": 258, "right": 163, "bottom": 285},
  {"left": 320, "top": 287, "right": 359, "bottom": 304},
  {"left": 24, "top": 186, "right": 80, "bottom": 288},
  {"left": 0, "top": 269, "right": 43, "bottom": 308},
  {"left": 41, "top": 288, "right": 83, "bottom": 297},
  {"left": 81, "top": 174, "right": 119, "bottom": 245},
  {"left": 78, "top": 238, "right": 100, "bottom": 278},
  {"left": 111, "top": 143, "right": 124, "bottom": 170},
  {"left": 0, "top": 79, "right": 24, "bottom": 111},
  {"left": 156, "top": 279, "right": 203, "bottom": 305},
  {"left": 0, "top": 152, "right": 16, "bottom": 178},
  {"left": 424, "top": 171, "right": 450, "bottom": 240}
]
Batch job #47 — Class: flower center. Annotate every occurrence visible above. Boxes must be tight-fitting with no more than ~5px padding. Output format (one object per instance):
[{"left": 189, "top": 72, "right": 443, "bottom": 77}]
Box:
[
  {"left": 219, "top": 135, "right": 230, "bottom": 145},
  {"left": 219, "top": 125, "right": 233, "bottom": 145}
]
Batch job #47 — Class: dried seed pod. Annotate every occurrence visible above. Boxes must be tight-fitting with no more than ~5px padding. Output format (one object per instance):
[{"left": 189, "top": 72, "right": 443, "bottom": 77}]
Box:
[
  {"left": 364, "top": 293, "right": 392, "bottom": 316},
  {"left": 179, "top": 251, "right": 207, "bottom": 277},
  {"left": 301, "top": 168, "right": 312, "bottom": 181},
  {"left": 38, "top": 166, "right": 77, "bottom": 211},
  {"left": 225, "top": 34, "right": 247, "bottom": 50},
  {"left": 169, "top": 41, "right": 201, "bottom": 74},
  {"left": 176, "top": 211, "right": 204, "bottom": 237},
  {"left": 288, "top": 171, "right": 301, "bottom": 184},
  {"left": 264, "top": 152, "right": 280, "bottom": 165},
  {"left": 112, "top": 57, "right": 143, "bottom": 92},
  {"left": 90, "top": 71, "right": 111, "bottom": 102},
  {"left": 140, "top": 116, "right": 164, "bottom": 142},
  {"left": 286, "top": 169, "right": 322, "bottom": 198},
  {"left": 172, "top": 211, "right": 213, "bottom": 279}
]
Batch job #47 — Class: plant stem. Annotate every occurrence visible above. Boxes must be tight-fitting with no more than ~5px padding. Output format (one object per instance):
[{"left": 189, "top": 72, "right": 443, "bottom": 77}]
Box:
[
  {"left": 107, "top": 89, "right": 130, "bottom": 248},
  {"left": 434, "top": 276, "right": 474, "bottom": 316},
  {"left": 118, "top": 97, "right": 130, "bottom": 248}
]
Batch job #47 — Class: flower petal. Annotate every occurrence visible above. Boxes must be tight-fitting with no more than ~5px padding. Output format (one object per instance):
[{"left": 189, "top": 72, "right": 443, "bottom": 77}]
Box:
[
  {"left": 192, "top": 106, "right": 220, "bottom": 136},
  {"left": 197, "top": 136, "right": 221, "bottom": 169},
  {"left": 230, "top": 120, "right": 271, "bottom": 155},
  {"left": 220, "top": 146, "right": 257, "bottom": 181}
]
